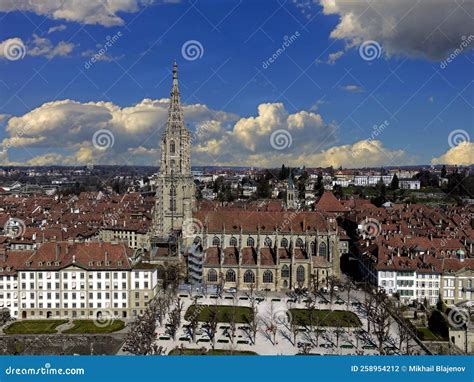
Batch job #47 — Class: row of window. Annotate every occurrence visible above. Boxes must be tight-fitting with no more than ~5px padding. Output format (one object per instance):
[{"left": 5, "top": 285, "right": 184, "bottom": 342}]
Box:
[
  {"left": 207, "top": 265, "right": 306, "bottom": 283},
  {"left": 198, "top": 236, "right": 329, "bottom": 254},
  {"left": 20, "top": 272, "right": 134, "bottom": 280}
]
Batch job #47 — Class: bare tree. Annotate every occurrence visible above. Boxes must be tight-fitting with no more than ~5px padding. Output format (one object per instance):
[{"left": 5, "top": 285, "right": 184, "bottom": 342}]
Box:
[
  {"left": 166, "top": 298, "right": 183, "bottom": 341},
  {"left": 327, "top": 276, "right": 338, "bottom": 309},
  {"left": 344, "top": 280, "right": 352, "bottom": 310},
  {"left": 371, "top": 291, "right": 392, "bottom": 354},
  {"left": 155, "top": 293, "right": 171, "bottom": 327},
  {"left": 206, "top": 302, "right": 219, "bottom": 349},
  {"left": 123, "top": 302, "right": 158, "bottom": 355},
  {"left": 163, "top": 263, "right": 183, "bottom": 295},
  {"left": 363, "top": 291, "right": 376, "bottom": 333},
  {"left": 188, "top": 296, "right": 200, "bottom": 343},
  {"left": 227, "top": 301, "right": 237, "bottom": 344},
  {"left": 249, "top": 296, "right": 259, "bottom": 345},
  {"left": 290, "top": 315, "right": 299, "bottom": 347},
  {"left": 310, "top": 272, "right": 320, "bottom": 300}
]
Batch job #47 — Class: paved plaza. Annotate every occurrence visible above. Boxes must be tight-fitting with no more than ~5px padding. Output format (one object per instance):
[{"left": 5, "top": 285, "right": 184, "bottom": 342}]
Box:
[{"left": 153, "top": 285, "right": 425, "bottom": 355}]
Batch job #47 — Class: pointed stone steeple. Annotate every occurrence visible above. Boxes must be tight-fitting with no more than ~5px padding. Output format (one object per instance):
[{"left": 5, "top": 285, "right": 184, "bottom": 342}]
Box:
[
  {"left": 286, "top": 169, "right": 297, "bottom": 210},
  {"left": 167, "top": 60, "right": 184, "bottom": 133},
  {"left": 152, "top": 61, "right": 195, "bottom": 237}
]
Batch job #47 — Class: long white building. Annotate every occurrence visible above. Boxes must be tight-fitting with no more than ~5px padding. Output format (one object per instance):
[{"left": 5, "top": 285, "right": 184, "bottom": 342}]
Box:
[{"left": 0, "top": 241, "right": 159, "bottom": 319}]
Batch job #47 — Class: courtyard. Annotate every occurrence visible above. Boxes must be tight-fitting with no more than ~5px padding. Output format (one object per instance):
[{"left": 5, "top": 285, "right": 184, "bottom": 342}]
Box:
[{"left": 149, "top": 285, "right": 415, "bottom": 356}]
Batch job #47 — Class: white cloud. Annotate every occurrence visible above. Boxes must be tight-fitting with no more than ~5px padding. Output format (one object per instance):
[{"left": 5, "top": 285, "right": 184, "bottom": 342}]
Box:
[
  {"left": 319, "top": 0, "right": 474, "bottom": 60},
  {"left": 342, "top": 84, "right": 363, "bottom": 93},
  {"left": 0, "top": 35, "right": 74, "bottom": 60},
  {"left": 47, "top": 24, "right": 66, "bottom": 34},
  {"left": 316, "top": 50, "right": 344, "bottom": 65},
  {"left": 0, "top": 0, "right": 157, "bottom": 27},
  {"left": 431, "top": 142, "right": 474, "bottom": 166},
  {"left": 28, "top": 34, "right": 75, "bottom": 59},
  {"left": 0, "top": 98, "right": 414, "bottom": 168}
]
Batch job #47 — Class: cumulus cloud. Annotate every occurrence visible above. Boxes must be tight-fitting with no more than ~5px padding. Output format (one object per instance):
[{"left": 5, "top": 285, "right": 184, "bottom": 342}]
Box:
[
  {"left": 0, "top": 98, "right": 239, "bottom": 166},
  {"left": 28, "top": 34, "right": 75, "bottom": 59},
  {"left": 315, "top": 50, "right": 344, "bottom": 65},
  {"left": 0, "top": 96, "right": 414, "bottom": 168},
  {"left": 431, "top": 142, "right": 474, "bottom": 166},
  {"left": 47, "top": 24, "right": 67, "bottom": 34},
  {"left": 319, "top": 0, "right": 474, "bottom": 60},
  {"left": 0, "top": 35, "right": 74, "bottom": 60},
  {"left": 0, "top": 0, "right": 156, "bottom": 27}
]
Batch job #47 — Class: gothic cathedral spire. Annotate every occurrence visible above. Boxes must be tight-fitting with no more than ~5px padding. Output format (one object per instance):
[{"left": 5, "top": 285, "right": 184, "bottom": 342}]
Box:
[{"left": 152, "top": 62, "right": 194, "bottom": 238}]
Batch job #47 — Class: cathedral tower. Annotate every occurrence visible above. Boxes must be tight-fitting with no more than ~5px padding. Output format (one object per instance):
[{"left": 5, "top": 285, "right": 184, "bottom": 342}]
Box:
[{"left": 152, "top": 62, "right": 195, "bottom": 237}]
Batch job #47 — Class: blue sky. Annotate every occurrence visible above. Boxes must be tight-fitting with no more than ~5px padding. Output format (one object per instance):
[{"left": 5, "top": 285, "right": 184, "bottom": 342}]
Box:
[{"left": 0, "top": 0, "right": 472, "bottom": 168}]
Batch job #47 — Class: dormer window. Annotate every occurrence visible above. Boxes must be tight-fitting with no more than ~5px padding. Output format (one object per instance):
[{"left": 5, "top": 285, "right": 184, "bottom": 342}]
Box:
[
  {"left": 106, "top": 261, "right": 111, "bottom": 266},
  {"left": 55, "top": 261, "right": 60, "bottom": 266},
  {"left": 117, "top": 261, "right": 122, "bottom": 266},
  {"left": 97, "top": 261, "right": 102, "bottom": 266},
  {"left": 38, "top": 261, "right": 43, "bottom": 266},
  {"left": 89, "top": 261, "right": 93, "bottom": 266},
  {"left": 46, "top": 262, "right": 51, "bottom": 266}
]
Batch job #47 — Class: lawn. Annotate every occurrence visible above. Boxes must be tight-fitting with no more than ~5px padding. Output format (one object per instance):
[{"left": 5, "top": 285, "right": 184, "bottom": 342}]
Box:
[
  {"left": 4, "top": 320, "right": 68, "bottom": 334},
  {"left": 63, "top": 319, "right": 125, "bottom": 334},
  {"left": 416, "top": 327, "right": 442, "bottom": 341},
  {"left": 289, "top": 309, "right": 361, "bottom": 327},
  {"left": 185, "top": 305, "right": 253, "bottom": 324},
  {"left": 169, "top": 348, "right": 257, "bottom": 355}
]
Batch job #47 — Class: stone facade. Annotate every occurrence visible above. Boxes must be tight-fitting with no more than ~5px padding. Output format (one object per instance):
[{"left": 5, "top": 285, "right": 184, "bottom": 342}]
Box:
[{"left": 152, "top": 62, "right": 194, "bottom": 237}]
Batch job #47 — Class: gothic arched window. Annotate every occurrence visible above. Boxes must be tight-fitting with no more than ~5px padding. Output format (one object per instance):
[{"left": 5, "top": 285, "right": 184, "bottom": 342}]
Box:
[
  {"left": 319, "top": 242, "right": 327, "bottom": 258},
  {"left": 295, "top": 238, "right": 304, "bottom": 248},
  {"left": 243, "top": 270, "right": 255, "bottom": 283},
  {"left": 263, "top": 270, "right": 273, "bottom": 283},
  {"left": 226, "top": 269, "right": 236, "bottom": 282},
  {"left": 247, "top": 237, "right": 255, "bottom": 247},
  {"left": 230, "top": 237, "right": 238, "bottom": 247},
  {"left": 311, "top": 241, "right": 316, "bottom": 255},
  {"left": 170, "top": 140, "right": 176, "bottom": 154},
  {"left": 193, "top": 236, "right": 201, "bottom": 245},
  {"left": 296, "top": 265, "right": 305, "bottom": 282},
  {"left": 207, "top": 269, "right": 217, "bottom": 282},
  {"left": 264, "top": 237, "right": 272, "bottom": 247},
  {"left": 212, "top": 236, "right": 220, "bottom": 246},
  {"left": 281, "top": 265, "right": 290, "bottom": 278},
  {"left": 280, "top": 238, "right": 288, "bottom": 248}
]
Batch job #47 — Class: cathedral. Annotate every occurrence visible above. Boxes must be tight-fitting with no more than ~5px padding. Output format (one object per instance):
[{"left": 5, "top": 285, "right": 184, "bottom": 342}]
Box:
[{"left": 151, "top": 63, "right": 341, "bottom": 292}]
